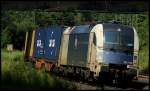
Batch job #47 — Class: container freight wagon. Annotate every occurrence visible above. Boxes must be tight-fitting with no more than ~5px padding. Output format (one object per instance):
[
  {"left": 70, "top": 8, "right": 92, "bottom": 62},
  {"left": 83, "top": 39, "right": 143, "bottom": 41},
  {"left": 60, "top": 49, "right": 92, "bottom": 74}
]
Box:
[
  {"left": 24, "top": 22, "right": 139, "bottom": 83},
  {"left": 24, "top": 26, "right": 64, "bottom": 70}
]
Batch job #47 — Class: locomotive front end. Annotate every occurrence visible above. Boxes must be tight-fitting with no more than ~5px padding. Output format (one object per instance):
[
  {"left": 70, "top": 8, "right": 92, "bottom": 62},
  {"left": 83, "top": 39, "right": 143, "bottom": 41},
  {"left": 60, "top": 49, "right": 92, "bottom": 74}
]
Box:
[{"left": 99, "top": 23, "right": 139, "bottom": 83}]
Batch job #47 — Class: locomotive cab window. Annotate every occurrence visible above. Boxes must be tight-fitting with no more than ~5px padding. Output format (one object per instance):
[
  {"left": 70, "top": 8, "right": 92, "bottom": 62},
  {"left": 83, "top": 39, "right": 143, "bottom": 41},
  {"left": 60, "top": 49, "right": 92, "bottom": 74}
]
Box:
[
  {"left": 120, "top": 28, "right": 134, "bottom": 47},
  {"left": 74, "top": 34, "right": 89, "bottom": 49},
  {"left": 104, "top": 31, "right": 119, "bottom": 44}
]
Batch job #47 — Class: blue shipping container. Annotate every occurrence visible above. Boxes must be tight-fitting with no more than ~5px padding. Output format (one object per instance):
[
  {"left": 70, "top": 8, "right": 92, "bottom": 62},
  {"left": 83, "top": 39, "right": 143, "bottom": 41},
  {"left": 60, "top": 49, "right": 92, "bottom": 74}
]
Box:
[
  {"left": 44, "top": 26, "right": 63, "bottom": 60},
  {"left": 34, "top": 28, "right": 45, "bottom": 58}
]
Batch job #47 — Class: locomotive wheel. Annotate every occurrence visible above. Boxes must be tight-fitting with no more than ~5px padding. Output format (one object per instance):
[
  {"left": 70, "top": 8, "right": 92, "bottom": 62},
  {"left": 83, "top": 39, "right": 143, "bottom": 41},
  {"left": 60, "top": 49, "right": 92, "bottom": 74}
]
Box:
[
  {"left": 81, "top": 71, "right": 86, "bottom": 81},
  {"left": 120, "top": 70, "right": 128, "bottom": 88},
  {"left": 64, "top": 68, "right": 68, "bottom": 77},
  {"left": 53, "top": 66, "right": 58, "bottom": 74},
  {"left": 84, "top": 70, "right": 90, "bottom": 81},
  {"left": 45, "top": 63, "right": 50, "bottom": 72},
  {"left": 113, "top": 70, "right": 120, "bottom": 87},
  {"left": 88, "top": 72, "right": 95, "bottom": 82},
  {"left": 50, "top": 64, "right": 55, "bottom": 72},
  {"left": 59, "top": 67, "right": 65, "bottom": 76}
]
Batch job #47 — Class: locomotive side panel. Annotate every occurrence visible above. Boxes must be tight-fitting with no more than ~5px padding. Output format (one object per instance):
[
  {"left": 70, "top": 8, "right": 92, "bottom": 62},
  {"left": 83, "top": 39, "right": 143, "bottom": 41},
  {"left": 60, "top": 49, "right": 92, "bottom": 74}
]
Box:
[
  {"left": 87, "top": 33, "right": 97, "bottom": 71},
  {"left": 59, "top": 27, "right": 72, "bottom": 66},
  {"left": 133, "top": 27, "right": 139, "bottom": 67},
  {"left": 66, "top": 25, "right": 92, "bottom": 67},
  {"left": 67, "top": 34, "right": 89, "bottom": 67},
  {"left": 89, "top": 24, "right": 104, "bottom": 77}
]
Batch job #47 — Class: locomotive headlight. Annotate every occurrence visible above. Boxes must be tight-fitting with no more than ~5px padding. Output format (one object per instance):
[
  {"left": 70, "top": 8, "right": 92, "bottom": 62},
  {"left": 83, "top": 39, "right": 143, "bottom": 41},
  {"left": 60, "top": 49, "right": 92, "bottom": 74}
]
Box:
[
  {"left": 133, "top": 60, "right": 137, "bottom": 64},
  {"left": 127, "top": 55, "right": 138, "bottom": 68},
  {"left": 127, "top": 64, "right": 137, "bottom": 68},
  {"left": 133, "top": 56, "right": 137, "bottom": 64},
  {"left": 123, "top": 61, "right": 127, "bottom": 64},
  {"left": 124, "top": 61, "right": 132, "bottom": 65},
  {"left": 96, "top": 52, "right": 103, "bottom": 60},
  {"left": 117, "top": 28, "right": 121, "bottom": 32},
  {"left": 127, "top": 64, "right": 134, "bottom": 68},
  {"left": 127, "top": 65, "right": 130, "bottom": 68},
  {"left": 128, "top": 62, "right": 133, "bottom": 65}
]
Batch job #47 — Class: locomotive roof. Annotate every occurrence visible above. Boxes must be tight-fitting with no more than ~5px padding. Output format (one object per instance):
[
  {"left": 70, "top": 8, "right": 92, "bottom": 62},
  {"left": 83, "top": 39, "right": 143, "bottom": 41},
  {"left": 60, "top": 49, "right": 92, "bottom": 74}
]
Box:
[
  {"left": 102, "top": 23, "right": 133, "bottom": 32},
  {"left": 67, "top": 23, "right": 134, "bottom": 34},
  {"left": 70, "top": 24, "right": 93, "bottom": 34}
]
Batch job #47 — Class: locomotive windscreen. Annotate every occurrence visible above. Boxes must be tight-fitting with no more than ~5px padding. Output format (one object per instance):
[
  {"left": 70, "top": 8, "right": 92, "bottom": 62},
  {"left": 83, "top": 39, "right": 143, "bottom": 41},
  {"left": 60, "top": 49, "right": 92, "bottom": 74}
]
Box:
[{"left": 103, "top": 24, "right": 134, "bottom": 64}]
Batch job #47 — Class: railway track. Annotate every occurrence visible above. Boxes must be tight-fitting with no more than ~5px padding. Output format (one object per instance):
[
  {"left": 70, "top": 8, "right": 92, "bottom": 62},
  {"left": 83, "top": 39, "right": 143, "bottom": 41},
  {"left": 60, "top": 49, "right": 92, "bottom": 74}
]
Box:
[
  {"left": 131, "top": 75, "right": 149, "bottom": 90},
  {"left": 26, "top": 62, "right": 149, "bottom": 90},
  {"left": 137, "top": 75, "right": 149, "bottom": 84},
  {"left": 69, "top": 78, "right": 149, "bottom": 90},
  {"left": 52, "top": 73, "right": 149, "bottom": 90}
]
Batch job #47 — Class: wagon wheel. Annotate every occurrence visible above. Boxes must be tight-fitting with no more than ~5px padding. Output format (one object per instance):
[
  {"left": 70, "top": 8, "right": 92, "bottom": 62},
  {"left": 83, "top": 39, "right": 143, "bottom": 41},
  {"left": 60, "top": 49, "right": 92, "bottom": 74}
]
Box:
[
  {"left": 61, "top": 67, "right": 66, "bottom": 77},
  {"left": 40, "top": 63, "right": 45, "bottom": 72},
  {"left": 35, "top": 61, "right": 41, "bottom": 70},
  {"left": 50, "top": 64, "right": 55, "bottom": 72},
  {"left": 53, "top": 66, "right": 58, "bottom": 74}
]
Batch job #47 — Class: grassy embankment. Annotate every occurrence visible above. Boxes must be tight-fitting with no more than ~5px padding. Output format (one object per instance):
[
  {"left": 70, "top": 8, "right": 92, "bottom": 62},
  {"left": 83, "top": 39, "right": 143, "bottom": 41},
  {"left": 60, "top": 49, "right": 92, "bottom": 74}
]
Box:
[
  {"left": 1, "top": 46, "right": 149, "bottom": 89},
  {"left": 1, "top": 49, "right": 76, "bottom": 89}
]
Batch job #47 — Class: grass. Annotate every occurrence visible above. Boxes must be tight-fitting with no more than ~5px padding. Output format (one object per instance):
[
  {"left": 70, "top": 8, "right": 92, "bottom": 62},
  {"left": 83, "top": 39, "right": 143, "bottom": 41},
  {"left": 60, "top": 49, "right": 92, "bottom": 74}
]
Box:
[
  {"left": 1, "top": 49, "right": 77, "bottom": 89},
  {"left": 139, "top": 46, "right": 149, "bottom": 75}
]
